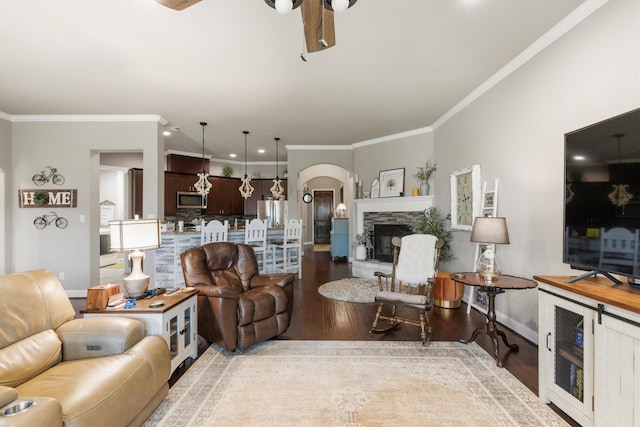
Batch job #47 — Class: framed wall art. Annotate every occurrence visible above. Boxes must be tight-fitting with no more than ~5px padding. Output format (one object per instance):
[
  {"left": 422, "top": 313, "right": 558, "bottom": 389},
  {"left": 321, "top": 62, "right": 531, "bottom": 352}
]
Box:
[
  {"left": 450, "top": 165, "right": 481, "bottom": 230},
  {"left": 378, "top": 168, "right": 404, "bottom": 198},
  {"left": 370, "top": 178, "right": 380, "bottom": 198}
]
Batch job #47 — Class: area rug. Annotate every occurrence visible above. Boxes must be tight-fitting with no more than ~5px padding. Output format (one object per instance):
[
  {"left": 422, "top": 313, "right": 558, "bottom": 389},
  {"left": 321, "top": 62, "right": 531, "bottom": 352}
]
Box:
[
  {"left": 318, "top": 277, "right": 379, "bottom": 303},
  {"left": 144, "top": 340, "right": 568, "bottom": 427},
  {"left": 313, "top": 244, "right": 331, "bottom": 252}
]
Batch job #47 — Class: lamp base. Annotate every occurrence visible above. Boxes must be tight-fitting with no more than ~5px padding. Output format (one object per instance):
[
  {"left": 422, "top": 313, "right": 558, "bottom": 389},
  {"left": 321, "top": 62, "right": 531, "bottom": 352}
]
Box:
[
  {"left": 124, "top": 249, "right": 150, "bottom": 299},
  {"left": 476, "top": 248, "right": 501, "bottom": 282},
  {"left": 123, "top": 276, "right": 150, "bottom": 299}
]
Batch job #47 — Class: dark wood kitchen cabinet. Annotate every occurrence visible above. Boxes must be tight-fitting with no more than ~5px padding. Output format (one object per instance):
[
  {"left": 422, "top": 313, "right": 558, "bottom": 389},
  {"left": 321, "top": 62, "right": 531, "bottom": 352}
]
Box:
[
  {"left": 130, "top": 168, "right": 143, "bottom": 218},
  {"left": 243, "top": 179, "right": 287, "bottom": 216},
  {"left": 206, "top": 177, "right": 243, "bottom": 216},
  {"left": 164, "top": 172, "right": 200, "bottom": 216}
]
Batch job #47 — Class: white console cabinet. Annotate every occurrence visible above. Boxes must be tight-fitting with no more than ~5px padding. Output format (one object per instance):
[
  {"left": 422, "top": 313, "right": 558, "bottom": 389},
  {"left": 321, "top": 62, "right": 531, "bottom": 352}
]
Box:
[
  {"left": 536, "top": 275, "right": 640, "bottom": 427},
  {"left": 83, "top": 290, "right": 198, "bottom": 375}
]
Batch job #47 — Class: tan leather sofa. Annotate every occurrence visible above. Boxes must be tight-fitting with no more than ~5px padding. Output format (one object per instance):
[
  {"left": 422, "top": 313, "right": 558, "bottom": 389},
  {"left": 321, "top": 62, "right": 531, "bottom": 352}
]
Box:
[
  {"left": 181, "top": 242, "right": 295, "bottom": 351},
  {"left": 0, "top": 270, "right": 170, "bottom": 427}
]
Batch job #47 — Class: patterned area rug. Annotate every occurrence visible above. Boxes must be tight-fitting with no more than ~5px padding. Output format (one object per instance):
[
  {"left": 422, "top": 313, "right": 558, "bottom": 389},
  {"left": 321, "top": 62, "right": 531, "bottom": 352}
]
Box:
[
  {"left": 144, "top": 341, "right": 568, "bottom": 427},
  {"left": 318, "top": 278, "right": 379, "bottom": 303}
]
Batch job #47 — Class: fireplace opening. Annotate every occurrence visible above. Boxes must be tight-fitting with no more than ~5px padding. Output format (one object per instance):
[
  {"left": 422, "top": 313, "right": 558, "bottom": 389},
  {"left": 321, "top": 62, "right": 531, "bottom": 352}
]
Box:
[{"left": 373, "top": 224, "right": 412, "bottom": 262}]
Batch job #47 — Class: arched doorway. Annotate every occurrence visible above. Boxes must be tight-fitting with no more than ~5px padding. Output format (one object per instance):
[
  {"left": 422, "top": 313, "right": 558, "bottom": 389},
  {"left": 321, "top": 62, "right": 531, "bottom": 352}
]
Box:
[{"left": 298, "top": 164, "right": 352, "bottom": 248}]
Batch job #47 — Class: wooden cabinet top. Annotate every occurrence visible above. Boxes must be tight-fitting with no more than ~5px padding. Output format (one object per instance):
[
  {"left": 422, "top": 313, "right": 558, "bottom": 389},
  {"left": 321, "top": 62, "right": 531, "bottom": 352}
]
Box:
[{"left": 534, "top": 275, "right": 640, "bottom": 315}]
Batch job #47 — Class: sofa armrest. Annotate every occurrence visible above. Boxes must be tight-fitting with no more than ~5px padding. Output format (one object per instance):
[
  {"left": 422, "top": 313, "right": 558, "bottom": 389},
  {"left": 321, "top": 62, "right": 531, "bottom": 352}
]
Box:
[
  {"left": 249, "top": 273, "right": 295, "bottom": 290},
  {"left": 0, "top": 387, "right": 17, "bottom": 409},
  {"left": 0, "top": 386, "right": 62, "bottom": 427},
  {"left": 125, "top": 336, "right": 172, "bottom": 385},
  {"left": 196, "top": 284, "right": 239, "bottom": 300},
  {"left": 55, "top": 317, "right": 145, "bottom": 361}
]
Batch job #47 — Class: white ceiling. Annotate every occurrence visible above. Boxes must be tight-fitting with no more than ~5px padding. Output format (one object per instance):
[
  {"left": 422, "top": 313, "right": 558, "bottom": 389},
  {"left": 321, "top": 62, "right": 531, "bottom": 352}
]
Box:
[{"left": 0, "top": 0, "right": 588, "bottom": 162}]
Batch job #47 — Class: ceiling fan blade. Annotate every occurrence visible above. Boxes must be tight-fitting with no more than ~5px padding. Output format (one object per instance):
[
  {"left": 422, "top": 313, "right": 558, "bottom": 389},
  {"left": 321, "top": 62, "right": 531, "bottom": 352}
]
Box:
[
  {"left": 155, "top": 0, "right": 201, "bottom": 11},
  {"left": 301, "top": 0, "right": 335, "bottom": 53}
]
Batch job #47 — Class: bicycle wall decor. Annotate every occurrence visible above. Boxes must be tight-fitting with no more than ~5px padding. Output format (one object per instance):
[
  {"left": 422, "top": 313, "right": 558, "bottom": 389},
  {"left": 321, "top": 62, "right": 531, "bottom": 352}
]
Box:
[
  {"left": 32, "top": 166, "right": 65, "bottom": 186},
  {"left": 33, "top": 212, "right": 68, "bottom": 229}
]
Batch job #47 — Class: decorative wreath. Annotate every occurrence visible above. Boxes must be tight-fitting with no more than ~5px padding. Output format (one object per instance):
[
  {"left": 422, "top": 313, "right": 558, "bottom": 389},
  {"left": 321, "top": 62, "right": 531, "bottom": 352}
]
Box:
[{"left": 33, "top": 191, "right": 48, "bottom": 205}]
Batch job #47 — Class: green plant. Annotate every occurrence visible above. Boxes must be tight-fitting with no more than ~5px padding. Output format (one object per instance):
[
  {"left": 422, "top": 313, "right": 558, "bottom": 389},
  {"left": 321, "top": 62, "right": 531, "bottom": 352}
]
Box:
[
  {"left": 353, "top": 228, "right": 373, "bottom": 250},
  {"left": 222, "top": 165, "right": 233, "bottom": 177},
  {"left": 413, "top": 159, "right": 437, "bottom": 182},
  {"left": 411, "top": 207, "right": 455, "bottom": 263},
  {"left": 33, "top": 191, "right": 48, "bottom": 205}
]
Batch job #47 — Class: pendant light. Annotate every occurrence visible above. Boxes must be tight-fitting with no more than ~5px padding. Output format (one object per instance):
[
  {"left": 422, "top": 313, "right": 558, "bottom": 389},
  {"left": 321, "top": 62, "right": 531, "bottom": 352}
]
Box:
[
  {"left": 608, "top": 133, "right": 633, "bottom": 208},
  {"left": 270, "top": 137, "right": 285, "bottom": 199},
  {"left": 194, "top": 121, "right": 212, "bottom": 196},
  {"left": 239, "top": 130, "right": 254, "bottom": 199}
]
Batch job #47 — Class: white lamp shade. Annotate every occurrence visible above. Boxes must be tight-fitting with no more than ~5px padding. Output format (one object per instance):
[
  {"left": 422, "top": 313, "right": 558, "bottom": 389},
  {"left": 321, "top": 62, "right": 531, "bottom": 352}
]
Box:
[
  {"left": 109, "top": 219, "right": 161, "bottom": 252},
  {"left": 275, "top": 0, "right": 293, "bottom": 14}
]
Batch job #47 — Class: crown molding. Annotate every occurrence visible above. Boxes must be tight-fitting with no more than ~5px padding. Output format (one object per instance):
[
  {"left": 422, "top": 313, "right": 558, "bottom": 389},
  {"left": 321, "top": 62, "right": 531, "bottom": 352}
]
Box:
[
  {"left": 285, "top": 144, "right": 353, "bottom": 151},
  {"left": 8, "top": 114, "right": 168, "bottom": 125},
  {"left": 165, "top": 150, "right": 286, "bottom": 166},
  {"left": 351, "top": 126, "right": 433, "bottom": 148}
]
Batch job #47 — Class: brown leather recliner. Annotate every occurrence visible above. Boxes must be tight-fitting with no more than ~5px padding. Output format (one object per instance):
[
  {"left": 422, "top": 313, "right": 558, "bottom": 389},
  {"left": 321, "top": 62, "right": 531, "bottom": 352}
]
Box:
[{"left": 181, "top": 242, "right": 295, "bottom": 351}]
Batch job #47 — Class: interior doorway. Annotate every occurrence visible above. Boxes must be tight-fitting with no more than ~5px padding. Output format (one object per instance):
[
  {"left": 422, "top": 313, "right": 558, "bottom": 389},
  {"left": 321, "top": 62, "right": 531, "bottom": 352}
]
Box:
[{"left": 313, "top": 190, "right": 333, "bottom": 244}]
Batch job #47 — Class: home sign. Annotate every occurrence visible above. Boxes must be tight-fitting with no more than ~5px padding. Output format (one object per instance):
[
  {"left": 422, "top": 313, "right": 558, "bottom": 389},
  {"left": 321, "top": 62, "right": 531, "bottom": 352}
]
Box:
[{"left": 18, "top": 189, "right": 77, "bottom": 208}]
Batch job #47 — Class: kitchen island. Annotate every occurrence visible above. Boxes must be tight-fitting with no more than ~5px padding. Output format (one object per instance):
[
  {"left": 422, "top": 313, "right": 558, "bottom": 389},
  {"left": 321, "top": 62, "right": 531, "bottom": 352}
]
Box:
[{"left": 155, "top": 229, "right": 285, "bottom": 288}]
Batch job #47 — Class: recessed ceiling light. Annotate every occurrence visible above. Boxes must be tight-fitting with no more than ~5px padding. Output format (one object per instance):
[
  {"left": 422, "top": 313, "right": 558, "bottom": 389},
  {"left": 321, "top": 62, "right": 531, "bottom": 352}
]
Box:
[
  {"left": 163, "top": 130, "right": 171, "bottom": 136},
  {"left": 573, "top": 155, "right": 586, "bottom": 161},
  {"left": 258, "top": 149, "right": 266, "bottom": 154},
  {"left": 230, "top": 153, "right": 237, "bottom": 158}
]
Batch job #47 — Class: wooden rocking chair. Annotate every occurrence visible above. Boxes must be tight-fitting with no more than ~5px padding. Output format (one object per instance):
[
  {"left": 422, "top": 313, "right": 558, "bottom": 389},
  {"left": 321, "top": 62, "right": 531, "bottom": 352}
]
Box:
[{"left": 370, "top": 234, "right": 444, "bottom": 345}]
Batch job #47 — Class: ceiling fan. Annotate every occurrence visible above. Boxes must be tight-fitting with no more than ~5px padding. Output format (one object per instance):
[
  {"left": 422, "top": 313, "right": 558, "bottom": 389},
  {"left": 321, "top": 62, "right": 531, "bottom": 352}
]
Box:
[{"left": 155, "top": 0, "right": 357, "bottom": 53}]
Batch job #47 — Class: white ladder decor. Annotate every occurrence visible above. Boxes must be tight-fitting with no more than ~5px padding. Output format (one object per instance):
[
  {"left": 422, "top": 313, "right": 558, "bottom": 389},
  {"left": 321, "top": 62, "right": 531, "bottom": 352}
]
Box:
[{"left": 466, "top": 179, "right": 499, "bottom": 314}]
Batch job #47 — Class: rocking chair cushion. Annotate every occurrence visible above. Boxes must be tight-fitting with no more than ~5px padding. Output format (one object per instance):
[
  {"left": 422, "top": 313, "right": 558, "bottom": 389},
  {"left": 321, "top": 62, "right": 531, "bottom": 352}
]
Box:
[
  {"left": 395, "top": 234, "right": 438, "bottom": 284},
  {"left": 374, "top": 291, "right": 428, "bottom": 307}
]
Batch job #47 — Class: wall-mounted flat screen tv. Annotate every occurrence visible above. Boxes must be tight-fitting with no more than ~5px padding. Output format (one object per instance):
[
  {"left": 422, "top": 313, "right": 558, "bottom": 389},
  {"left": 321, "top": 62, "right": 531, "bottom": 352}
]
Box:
[{"left": 564, "top": 108, "right": 640, "bottom": 285}]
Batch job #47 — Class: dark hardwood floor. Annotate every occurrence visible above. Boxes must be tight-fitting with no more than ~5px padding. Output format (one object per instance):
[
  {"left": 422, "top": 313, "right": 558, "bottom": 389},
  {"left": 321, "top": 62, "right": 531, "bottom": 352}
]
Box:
[{"left": 167, "top": 246, "right": 578, "bottom": 426}]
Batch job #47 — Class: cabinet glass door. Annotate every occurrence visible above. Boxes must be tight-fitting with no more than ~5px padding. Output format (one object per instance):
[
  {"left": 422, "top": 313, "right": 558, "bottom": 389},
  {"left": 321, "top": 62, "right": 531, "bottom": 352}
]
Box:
[
  {"left": 183, "top": 306, "right": 192, "bottom": 349},
  {"left": 554, "top": 306, "right": 584, "bottom": 401},
  {"left": 548, "top": 296, "right": 594, "bottom": 421},
  {"left": 169, "top": 315, "right": 178, "bottom": 359}
]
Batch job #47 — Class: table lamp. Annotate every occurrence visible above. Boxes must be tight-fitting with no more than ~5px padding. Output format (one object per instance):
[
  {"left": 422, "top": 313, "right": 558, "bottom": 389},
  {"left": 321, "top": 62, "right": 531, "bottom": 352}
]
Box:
[
  {"left": 470, "top": 217, "right": 510, "bottom": 282},
  {"left": 109, "top": 218, "right": 161, "bottom": 299}
]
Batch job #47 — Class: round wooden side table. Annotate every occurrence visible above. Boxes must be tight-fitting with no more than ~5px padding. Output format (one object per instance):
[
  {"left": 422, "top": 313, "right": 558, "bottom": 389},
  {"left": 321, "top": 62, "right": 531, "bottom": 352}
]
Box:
[{"left": 450, "top": 272, "right": 537, "bottom": 367}]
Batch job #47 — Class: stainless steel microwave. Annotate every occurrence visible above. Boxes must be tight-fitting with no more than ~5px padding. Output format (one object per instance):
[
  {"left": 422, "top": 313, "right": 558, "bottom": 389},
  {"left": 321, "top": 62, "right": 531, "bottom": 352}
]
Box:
[{"left": 176, "top": 192, "right": 207, "bottom": 209}]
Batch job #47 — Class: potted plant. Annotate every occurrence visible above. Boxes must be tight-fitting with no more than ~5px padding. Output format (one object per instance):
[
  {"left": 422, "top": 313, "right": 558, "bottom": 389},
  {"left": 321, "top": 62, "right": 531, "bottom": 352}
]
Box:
[
  {"left": 413, "top": 159, "right": 437, "bottom": 196},
  {"left": 411, "top": 206, "right": 455, "bottom": 264},
  {"left": 353, "top": 229, "right": 372, "bottom": 261},
  {"left": 222, "top": 165, "right": 233, "bottom": 177}
]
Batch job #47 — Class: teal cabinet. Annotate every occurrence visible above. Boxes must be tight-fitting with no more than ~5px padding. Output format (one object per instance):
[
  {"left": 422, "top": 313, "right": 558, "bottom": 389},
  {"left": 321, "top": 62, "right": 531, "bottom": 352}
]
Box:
[{"left": 330, "top": 218, "right": 349, "bottom": 259}]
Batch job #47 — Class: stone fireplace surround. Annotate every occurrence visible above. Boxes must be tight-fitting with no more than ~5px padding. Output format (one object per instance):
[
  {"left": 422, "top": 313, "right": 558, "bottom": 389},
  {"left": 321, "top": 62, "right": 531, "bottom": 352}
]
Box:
[{"left": 352, "top": 196, "right": 434, "bottom": 278}]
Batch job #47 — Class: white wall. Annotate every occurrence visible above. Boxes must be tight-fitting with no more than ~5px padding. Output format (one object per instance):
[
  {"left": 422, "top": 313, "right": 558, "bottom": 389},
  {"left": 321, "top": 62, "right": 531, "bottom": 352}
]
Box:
[
  {"left": 0, "top": 116, "right": 12, "bottom": 274},
  {"left": 11, "top": 118, "right": 165, "bottom": 294},
  {"left": 433, "top": 0, "right": 640, "bottom": 342},
  {"left": 354, "top": 131, "right": 434, "bottom": 195}
]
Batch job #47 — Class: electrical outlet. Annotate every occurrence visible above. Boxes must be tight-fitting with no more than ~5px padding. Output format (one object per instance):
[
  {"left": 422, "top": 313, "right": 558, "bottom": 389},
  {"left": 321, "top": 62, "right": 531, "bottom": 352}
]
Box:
[
  {"left": 80, "top": 215, "right": 85, "bottom": 223},
  {"left": 59, "top": 272, "right": 65, "bottom": 280}
]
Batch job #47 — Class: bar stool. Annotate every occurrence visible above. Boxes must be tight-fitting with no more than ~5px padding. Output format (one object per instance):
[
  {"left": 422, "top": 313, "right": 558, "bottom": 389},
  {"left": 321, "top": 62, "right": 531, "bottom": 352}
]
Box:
[
  {"left": 201, "top": 220, "right": 228, "bottom": 244},
  {"left": 245, "top": 218, "right": 268, "bottom": 273},
  {"left": 271, "top": 219, "right": 303, "bottom": 278}
]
